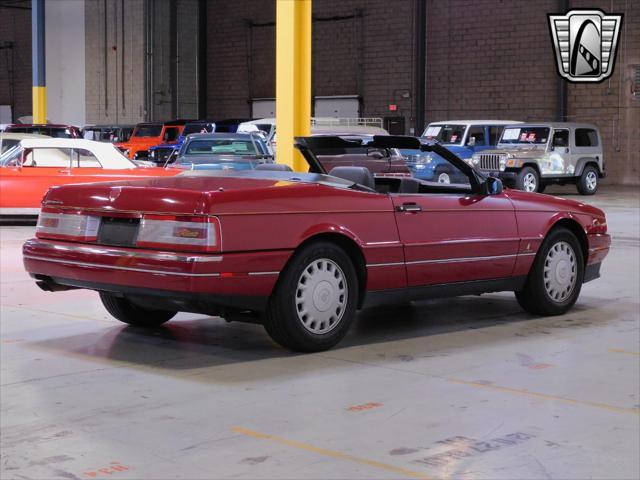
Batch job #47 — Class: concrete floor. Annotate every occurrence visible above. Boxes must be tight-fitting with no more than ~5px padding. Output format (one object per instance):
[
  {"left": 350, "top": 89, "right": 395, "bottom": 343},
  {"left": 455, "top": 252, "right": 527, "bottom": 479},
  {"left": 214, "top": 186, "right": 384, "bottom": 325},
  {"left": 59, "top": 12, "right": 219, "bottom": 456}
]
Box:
[{"left": 1, "top": 186, "right": 639, "bottom": 480}]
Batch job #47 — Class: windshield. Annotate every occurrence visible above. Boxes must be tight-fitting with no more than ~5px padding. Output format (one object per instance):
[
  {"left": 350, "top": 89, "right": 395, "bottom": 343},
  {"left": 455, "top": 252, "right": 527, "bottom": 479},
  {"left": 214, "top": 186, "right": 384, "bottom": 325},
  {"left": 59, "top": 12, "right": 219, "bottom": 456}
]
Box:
[
  {"left": 133, "top": 124, "right": 163, "bottom": 137},
  {"left": 0, "top": 144, "right": 22, "bottom": 166},
  {"left": 1, "top": 139, "right": 20, "bottom": 155},
  {"left": 183, "top": 138, "right": 263, "bottom": 161},
  {"left": 499, "top": 127, "right": 550, "bottom": 145},
  {"left": 422, "top": 124, "right": 467, "bottom": 145}
]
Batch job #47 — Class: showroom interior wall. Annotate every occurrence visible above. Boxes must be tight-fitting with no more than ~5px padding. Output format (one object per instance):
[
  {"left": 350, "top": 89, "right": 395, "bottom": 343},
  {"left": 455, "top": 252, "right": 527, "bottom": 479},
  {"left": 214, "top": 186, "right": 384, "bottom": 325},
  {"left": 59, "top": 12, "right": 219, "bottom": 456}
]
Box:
[
  {"left": 0, "top": 1, "right": 32, "bottom": 121},
  {"left": 207, "top": 0, "right": 419, "bottom": 133},
  {"left": 84, "top": 0, "right": 200, "bottom": 125},
  {"left": 425, "top": 0, "right": 639, "bottom": 186},
  {"left": 0, "top": 0, "right": 637, "bottom": 184},
  {"left": 45, "top": 0, "right": 85, "bottom": 126}
]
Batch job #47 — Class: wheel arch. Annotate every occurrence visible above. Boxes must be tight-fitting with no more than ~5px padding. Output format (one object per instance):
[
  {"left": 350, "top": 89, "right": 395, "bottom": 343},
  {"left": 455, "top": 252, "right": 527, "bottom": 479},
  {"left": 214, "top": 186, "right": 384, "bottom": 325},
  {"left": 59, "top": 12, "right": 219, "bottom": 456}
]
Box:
[
  {"left": 547, "top": 217, "right": 588, "bottom": 264},
  {"left": 289, "top": 230, "right": 368, "bottom": 309},
  {"left": 575, "top": 158, "right": 602, "bottom": 177},
  {"left": 521, "top": 163, "right": 542, "bottom": 176}
]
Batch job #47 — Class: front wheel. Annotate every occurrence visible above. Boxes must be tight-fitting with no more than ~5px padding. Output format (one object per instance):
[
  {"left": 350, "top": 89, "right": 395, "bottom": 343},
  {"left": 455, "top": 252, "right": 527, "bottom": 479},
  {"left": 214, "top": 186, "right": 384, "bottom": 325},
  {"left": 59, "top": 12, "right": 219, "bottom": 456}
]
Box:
[
  {"left": 515, "top": 166, "right": 540, "bottom": 193},
  {"left": 515, "top": 227, "right": 584, "bottom": 316},
  {"left": 264, "top": 242, "right": 358, "bottom": 352},
  {"left": 577, "top": 165, "right": 599, "bottom": 195},
  {"left": 435, "top": 167, "right": 452, "bottom": 184},
  {"left": 99, "top": 292, "right": 176, "bottom": 327}
]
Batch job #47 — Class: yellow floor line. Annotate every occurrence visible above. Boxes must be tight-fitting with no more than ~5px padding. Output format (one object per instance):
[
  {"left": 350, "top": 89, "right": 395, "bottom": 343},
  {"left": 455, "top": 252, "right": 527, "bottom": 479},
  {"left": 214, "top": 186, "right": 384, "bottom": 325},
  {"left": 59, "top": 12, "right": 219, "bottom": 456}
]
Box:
[
  {"left": 608, "top": 348, "right": 640, "bottom": 356},
  {"left": 448, "top": 378, "right": 640, "bottom": 416},
  {"left": 232, "top": 427, "right": 431, "bottom": 480}
]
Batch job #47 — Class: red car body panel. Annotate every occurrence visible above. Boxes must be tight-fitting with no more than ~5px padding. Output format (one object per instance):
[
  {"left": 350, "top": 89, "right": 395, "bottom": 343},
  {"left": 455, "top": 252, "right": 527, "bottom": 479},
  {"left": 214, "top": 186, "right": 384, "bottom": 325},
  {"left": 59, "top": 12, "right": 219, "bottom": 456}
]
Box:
[
  {"left": 22, "top": 173, "right": 610, "bottom": 313},
  {"left": 0, "top": 167, "right": 180, "bottom": 210}
]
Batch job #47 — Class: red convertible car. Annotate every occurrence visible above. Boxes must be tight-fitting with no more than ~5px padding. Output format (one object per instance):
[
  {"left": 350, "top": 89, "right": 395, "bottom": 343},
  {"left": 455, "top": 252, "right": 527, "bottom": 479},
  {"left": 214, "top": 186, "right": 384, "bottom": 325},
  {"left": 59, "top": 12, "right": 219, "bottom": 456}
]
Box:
[{"left": 23, "top": 136, "right": 610, "bottom": 351}]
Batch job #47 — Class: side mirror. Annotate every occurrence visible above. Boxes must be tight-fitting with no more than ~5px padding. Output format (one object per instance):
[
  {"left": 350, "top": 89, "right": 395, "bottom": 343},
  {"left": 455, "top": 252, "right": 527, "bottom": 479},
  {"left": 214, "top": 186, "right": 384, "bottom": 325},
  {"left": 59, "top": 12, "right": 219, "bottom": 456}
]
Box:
[
  {"left": 483, "top": 177, "right": 503, "bottom": 195},
  {"left": 468, "top": 136, "right": 476, "bottom": 147},
  {"left": 549, "top": 145, "right": 555, "bottom": 151}
]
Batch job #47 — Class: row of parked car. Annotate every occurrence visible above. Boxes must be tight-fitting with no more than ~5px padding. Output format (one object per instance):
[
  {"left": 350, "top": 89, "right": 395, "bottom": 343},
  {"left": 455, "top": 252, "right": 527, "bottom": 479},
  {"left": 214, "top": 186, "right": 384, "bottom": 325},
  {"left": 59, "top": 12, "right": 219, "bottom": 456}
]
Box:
[{"left": 0, "top": 117, "right": 604, "bottom": 219}]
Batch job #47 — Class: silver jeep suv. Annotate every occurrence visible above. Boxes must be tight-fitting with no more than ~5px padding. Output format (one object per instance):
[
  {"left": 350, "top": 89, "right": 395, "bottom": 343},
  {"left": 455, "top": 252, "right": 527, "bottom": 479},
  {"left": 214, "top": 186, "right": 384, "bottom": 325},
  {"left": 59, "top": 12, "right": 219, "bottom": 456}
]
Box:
[{"left": 469, "top": 122, "right": 604, "bottom": 195}]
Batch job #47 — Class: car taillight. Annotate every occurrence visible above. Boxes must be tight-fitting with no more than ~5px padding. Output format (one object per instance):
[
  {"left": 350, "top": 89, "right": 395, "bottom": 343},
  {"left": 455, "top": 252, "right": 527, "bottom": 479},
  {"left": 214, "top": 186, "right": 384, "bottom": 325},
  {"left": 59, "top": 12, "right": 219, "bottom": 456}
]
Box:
[
  {"left": 36, "top": 209, "right": 100, "bottom": 241},
  {"left": 136, "top": 215, "right": 221, "bottom": 252}
]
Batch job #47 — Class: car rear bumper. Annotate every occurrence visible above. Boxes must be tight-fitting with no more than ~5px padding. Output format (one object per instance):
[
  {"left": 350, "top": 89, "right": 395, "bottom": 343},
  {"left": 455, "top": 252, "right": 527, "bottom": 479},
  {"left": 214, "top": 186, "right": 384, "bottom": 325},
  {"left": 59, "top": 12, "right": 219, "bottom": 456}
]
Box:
[{"left": 23, "top": 239, "right": 291, "bottom": 312}]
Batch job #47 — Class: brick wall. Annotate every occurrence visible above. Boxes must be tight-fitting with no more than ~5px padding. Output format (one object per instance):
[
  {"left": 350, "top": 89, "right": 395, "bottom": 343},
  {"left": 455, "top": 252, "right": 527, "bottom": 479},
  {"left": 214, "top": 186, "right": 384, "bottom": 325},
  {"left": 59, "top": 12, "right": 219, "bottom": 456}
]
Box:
[
  {"left": 567, "top": 0, "right": 639, "bottom": 185},
  {"left": 207, "top": 0, "right": 418, "bottom": 126},
  {"left": 0, "top": 1, "right": 32, "bottom": 122},
  {"left": 84, "top": 0, "right": 147, "bottom": 125},
  {"left": 426, "top": 0, "right": 639, "bottom": 185}
]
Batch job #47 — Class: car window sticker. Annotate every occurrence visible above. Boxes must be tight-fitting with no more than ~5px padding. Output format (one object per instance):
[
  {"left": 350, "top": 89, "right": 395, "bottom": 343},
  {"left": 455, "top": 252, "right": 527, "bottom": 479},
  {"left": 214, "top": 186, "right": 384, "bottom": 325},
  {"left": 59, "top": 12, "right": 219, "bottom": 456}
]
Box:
[
  {"left": 502, "top": 128, "right": 520, "bottom": 140},
  {"left": 424, "top": 126, "right": 441, "bottom": 137}
]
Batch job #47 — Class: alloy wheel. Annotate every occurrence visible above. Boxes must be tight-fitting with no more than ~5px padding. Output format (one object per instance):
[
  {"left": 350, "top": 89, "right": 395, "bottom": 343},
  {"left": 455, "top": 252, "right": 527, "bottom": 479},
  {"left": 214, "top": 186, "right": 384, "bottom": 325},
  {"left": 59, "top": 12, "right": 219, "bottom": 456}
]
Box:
[
  {"left": 523, "top": 172, "right": 537, "bottom": 192},
  {"left": 543, "top": 241, "right": 577, "bottom": 302},
  {"left": 437, "top": 172, "right": 451, "bottom": 184},
  {"left": 586, "top": 171, "right": 598, "bottom": 191},
  {"left": 295, "top": 258, "right": 347, "bottom": 334}
]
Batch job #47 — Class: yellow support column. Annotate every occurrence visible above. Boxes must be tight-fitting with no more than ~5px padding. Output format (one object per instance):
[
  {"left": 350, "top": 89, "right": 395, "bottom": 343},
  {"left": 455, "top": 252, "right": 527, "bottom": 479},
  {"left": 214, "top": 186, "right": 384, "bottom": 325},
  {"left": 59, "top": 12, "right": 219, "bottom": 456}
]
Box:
[
  {"left": 276, "top": 0, "right": 311, "bottom": 172},
  {"left": 32, "top": 87, "right": 47, "bottom": 124}
]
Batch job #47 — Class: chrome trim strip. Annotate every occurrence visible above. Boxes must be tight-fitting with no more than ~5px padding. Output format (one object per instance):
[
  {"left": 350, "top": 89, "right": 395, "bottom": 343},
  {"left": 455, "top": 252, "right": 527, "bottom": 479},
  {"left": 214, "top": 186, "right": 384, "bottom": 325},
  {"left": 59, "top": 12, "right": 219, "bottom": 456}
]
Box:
[
  {"left": 24, "top": 255, "right": 221, "bottom": 277},
  {"left": 406, "top": 253, "right": 519, "bottom": 265},
  {"left": 367, "top": 262, "right": 405, "bottom": 267},
  {"left": 27, "top": 240, "right": 223, "bottom": 263},
  {"left": 366, "top": 252, "right": 537, "bottom": 268},
  {"left": 248, "top": 271, "right": 280, "bottom": 276}
]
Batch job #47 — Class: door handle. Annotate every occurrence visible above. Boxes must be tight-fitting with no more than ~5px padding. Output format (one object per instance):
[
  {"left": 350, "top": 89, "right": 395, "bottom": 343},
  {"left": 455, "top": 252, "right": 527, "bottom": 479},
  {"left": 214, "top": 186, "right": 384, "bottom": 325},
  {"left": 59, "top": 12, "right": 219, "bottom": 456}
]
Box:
[{"left": 397, "top": 202, "right": 422, "bottom": 213}]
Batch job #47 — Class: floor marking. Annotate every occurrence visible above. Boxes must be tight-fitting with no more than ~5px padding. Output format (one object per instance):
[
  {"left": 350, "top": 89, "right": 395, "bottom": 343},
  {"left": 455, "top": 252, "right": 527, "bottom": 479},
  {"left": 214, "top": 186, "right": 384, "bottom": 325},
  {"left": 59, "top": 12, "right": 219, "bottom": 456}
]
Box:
[
  {"left": 232, "top": 427, "right": 431, "bottom": 480},
  {"left": 346, "top": 402, "right": 383, "bottom": 412},
  {"left": 447, "top": 378, "right": 640, "bottom": 416},
  {"left": 608, "top": 348, "right": 640, "bottom": 356}
]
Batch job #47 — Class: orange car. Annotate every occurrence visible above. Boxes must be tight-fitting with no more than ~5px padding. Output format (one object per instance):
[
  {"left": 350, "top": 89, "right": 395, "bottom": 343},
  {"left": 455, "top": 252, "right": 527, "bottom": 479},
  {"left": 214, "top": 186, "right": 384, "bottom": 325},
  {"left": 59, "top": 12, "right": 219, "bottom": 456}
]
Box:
[
  {"left": 114, "top": 120, "right": 190, "bottom": 159},
  {"left": 0, "top": 138, "right": 179, "bottom": 218}
]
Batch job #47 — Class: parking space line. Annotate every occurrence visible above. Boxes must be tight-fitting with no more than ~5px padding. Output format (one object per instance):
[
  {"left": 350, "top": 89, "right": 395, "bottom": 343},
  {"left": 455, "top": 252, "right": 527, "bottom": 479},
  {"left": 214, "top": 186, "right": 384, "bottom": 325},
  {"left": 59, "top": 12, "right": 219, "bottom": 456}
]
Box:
[
  {"left": 232, "top": 427, "right": 431, "bottom": 480},
  {"left": 608, "top": 348, "right": 640, "bottom": 356},
  {"left": 447, "top": 378, "right": 640, "bottom": 415}
]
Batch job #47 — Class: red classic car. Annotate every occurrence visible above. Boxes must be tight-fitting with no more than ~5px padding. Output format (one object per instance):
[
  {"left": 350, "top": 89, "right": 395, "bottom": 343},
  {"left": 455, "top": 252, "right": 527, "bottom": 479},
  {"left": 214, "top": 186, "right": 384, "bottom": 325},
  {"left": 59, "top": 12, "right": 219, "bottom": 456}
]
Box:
[{"left": 23, "top": 136, "right": 610, "bottom": 352}]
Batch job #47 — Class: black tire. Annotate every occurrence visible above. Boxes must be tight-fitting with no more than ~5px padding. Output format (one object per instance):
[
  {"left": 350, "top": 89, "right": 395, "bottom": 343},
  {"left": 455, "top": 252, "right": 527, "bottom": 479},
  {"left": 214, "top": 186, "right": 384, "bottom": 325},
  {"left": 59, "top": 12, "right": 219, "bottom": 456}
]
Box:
[
  {"left": 515, "top": 227, "right": 584, "bottom": 316},
  {"left": 263, "top": 241, "right": 358, "bottom": 352},
  {"left": 577, "top": 165, "right": 599, "bottom": 195},
  {"left": 537, "top": 183, "right": 546, "bottom": 194},
  {"left": 515, "top": 166, "right": 540, "bottom": 193},
  {"left": 99, "top": 292, "right": 176, "bottom": 327}
]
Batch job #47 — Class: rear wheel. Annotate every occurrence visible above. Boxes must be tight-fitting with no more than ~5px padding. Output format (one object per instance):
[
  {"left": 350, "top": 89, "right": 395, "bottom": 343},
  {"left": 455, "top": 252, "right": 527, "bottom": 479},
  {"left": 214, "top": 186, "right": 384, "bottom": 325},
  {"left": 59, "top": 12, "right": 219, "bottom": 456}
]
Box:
[
  {"left": 264, "top": 242, "right": 358, "bottom": 352},
  {"left": 515, "top": 166, "right": 540, "bottom": 193},
  {"left": 99, "top": 292, "right": 176, "bottom": 327},
  {"left": 577, "top": 165, "right": 599, "bottom": 195},
  {"left": 515, "top": 227, "right": 584, "bottom": 316}
]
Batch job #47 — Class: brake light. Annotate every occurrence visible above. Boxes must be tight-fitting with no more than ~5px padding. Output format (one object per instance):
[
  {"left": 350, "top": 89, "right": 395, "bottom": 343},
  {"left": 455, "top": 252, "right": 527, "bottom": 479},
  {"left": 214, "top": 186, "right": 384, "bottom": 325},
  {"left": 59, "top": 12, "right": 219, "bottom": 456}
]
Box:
[
  {"left": 136, "top": 214, "right": 221, "bottom": 252},
  {"left": 36, "top": 209, "right": 100, "bottom": 241}
]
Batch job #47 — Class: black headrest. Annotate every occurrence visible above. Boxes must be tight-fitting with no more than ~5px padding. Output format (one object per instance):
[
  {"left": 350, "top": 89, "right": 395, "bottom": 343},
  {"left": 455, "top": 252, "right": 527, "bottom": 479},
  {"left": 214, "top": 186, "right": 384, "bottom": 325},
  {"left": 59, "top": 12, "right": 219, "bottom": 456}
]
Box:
[
  {"left": 255, "top": 163, "right": 293, "bottom": 172},
  {"left": 329, "top": 166, "right": 375, "bottom": 190}
]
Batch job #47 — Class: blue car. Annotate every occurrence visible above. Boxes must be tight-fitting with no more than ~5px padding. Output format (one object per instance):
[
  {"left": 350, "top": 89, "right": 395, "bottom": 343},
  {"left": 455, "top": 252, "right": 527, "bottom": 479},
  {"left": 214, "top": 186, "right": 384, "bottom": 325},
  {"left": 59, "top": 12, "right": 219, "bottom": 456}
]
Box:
[
  {"left": 172, "top": 133, "right": 274, "bottom": 171},
  {"left": 403, "top": 120, "right": 521, "bottom": 183},
  {"left": 148, "top": 121, "right": 216, "bottom": 165}
]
